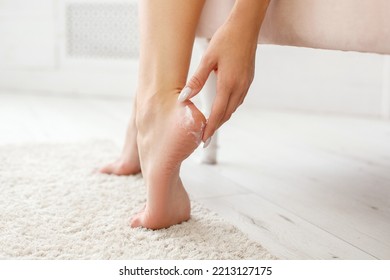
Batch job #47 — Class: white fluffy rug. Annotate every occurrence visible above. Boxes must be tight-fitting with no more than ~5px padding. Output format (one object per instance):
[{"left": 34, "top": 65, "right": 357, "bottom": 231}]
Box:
[{"left": 0, "top": 142, "right": 274, "bottom": 260}]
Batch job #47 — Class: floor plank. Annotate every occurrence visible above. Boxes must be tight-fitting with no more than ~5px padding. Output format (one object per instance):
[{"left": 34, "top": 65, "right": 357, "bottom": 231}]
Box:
[
  {"left": 215, "top": 110, "right": 390, "bottom": 259},
  {"left": 198, "top": 194, "right": 376, "bottom": 259},
  {"left": 181, "top": 160, "right": 250, "bottom": 200}
]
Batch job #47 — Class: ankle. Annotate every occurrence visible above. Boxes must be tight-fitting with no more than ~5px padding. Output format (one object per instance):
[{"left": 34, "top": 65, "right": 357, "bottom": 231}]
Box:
[
  {"left": 137, "top": 84, "right": 182, "bottom": 104},
  {"left": 135, "top": 88, "right": 179, "bottom": 128}
]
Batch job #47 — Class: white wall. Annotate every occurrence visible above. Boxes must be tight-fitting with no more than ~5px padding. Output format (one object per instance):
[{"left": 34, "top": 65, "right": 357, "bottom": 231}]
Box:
[
  {"left": 0, "top": 0, "right": 138, "bottom": 97},
  {"left": 0, "top": 0, "right": 389, "bottom": 118},
  {"left": 246, "top": 46, "right": 390, "bottom": 118},
  {"left": 0, "top": 0, "right": 56, "bottom": 69}
]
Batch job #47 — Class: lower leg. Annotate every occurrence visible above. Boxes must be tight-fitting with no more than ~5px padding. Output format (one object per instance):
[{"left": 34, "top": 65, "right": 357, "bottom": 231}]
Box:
[
  {"left": 131, "top": 0, "right": 206, "bottom": 229},
  {"left": 100, "top": 97, "right": 141, "bottom": 175}
]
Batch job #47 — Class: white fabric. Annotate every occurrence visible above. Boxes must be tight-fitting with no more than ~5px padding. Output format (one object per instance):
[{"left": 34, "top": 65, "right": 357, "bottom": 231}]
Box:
[{"left": 197, "top": 0, "right": 390, "bottom": 54}]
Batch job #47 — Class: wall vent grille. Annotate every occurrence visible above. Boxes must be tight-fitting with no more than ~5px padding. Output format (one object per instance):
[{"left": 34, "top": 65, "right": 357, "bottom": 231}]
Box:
[{"left": 66, "top": 3, "right": 139, "bottom": 59}]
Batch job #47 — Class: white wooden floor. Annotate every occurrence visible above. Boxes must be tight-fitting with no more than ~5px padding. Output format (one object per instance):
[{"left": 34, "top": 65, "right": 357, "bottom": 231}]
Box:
[{"left": 1, "top": 91, "right": 389, "bottom": 260}]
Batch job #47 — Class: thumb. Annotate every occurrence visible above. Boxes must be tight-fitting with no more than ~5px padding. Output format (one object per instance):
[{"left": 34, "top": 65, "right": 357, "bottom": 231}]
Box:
[{"left": 178, "top": 56, "right": 215, "bottom": 102}]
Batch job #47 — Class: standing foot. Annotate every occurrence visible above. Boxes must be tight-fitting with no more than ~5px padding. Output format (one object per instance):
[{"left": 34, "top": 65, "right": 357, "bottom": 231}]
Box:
[
  {"left": 99, "top": 156, "right": 141, "bottom": 176},
  {"left": 100, "top": 99, "right": 141, "bottom": 176}
]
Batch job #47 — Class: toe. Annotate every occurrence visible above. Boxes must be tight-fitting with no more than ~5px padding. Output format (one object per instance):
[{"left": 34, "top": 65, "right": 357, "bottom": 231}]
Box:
[
  {"left": 99, "top": 164, "right": 113, "bottom": 174},
  {"left": 99, "top": 160, "right": 140, "bottom": 176},
  {"left": 130, "top": 212, "right": 143, "bottom": 228}
]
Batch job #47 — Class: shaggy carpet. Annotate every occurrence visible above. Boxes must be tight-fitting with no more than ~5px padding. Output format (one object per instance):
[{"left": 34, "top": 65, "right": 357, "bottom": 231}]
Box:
[{"left": 0, "top": 142, "right": 274, "bottom": 260}]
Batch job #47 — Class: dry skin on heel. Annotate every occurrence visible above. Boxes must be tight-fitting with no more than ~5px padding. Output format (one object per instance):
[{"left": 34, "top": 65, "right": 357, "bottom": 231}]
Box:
[{"left": 131, "top": 98, "right": 206, "bottom": 229}]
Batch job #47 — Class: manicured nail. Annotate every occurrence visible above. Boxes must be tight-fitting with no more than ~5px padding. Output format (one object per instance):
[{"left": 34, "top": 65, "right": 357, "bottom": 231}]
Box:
[
  {"left": 177, "top": 87, "right": 192, "bottom": 102},
  {"left": 203, "top": 137, "right": 212, "bottom": 148}
]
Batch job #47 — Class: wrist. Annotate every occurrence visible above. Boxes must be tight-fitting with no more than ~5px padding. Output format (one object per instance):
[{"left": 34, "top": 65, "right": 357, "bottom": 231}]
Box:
[{"left": 228, "top": 0, "right": 270, "bottom": 41}]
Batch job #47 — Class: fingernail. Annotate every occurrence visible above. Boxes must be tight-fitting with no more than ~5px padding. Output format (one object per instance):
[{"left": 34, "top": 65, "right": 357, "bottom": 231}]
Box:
[
  {"left": 203, "top": 137, "right": 212, "bottom": 148},
  {"left": 177, "top": 87, "right": 192, "bottom": 102}
]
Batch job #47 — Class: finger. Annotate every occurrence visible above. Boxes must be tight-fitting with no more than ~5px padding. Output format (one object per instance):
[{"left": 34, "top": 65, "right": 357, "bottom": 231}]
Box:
[
  {"left": 202, "top": 81, "right": 230, "bottom": 142},
  {"left": 219, "top": 80, "right": 250, "bottom": 128},
  {"left": 217, "top": 89, "right": 244, "bottom": 130},
  {"left": 178, "top": 55, "right": 215, "bottom": 102}
]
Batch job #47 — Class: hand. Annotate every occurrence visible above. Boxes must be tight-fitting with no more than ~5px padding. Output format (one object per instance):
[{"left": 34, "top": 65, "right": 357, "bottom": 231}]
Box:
[{"left": 178, "top": 16, "right": 260, "bottom": 145}]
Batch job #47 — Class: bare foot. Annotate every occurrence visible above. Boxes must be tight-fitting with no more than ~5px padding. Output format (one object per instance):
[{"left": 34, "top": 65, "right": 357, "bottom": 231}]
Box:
[
  {"left": 100, "top": 100, "right": 141, "bottom": 176},
  {"left": 130, "top": 93, "right": 206, "bottom": 229},
  {"left": 99, "top": 155, "right": 141, "bottom": 176}
]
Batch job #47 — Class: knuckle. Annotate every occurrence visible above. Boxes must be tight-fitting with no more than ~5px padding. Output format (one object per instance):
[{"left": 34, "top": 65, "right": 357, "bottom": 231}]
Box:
[
  {"left": 221, "top": 78, "right": 234, "bottom": 92},
  {"left": 201, "top": 54, "right": 214, "bottom": 68},
  {"left": 189, "top": 75, "right": 203, "bottom": 89},
  {"left": 228, "top": 76, "right": 247, "bottom": 92}
]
